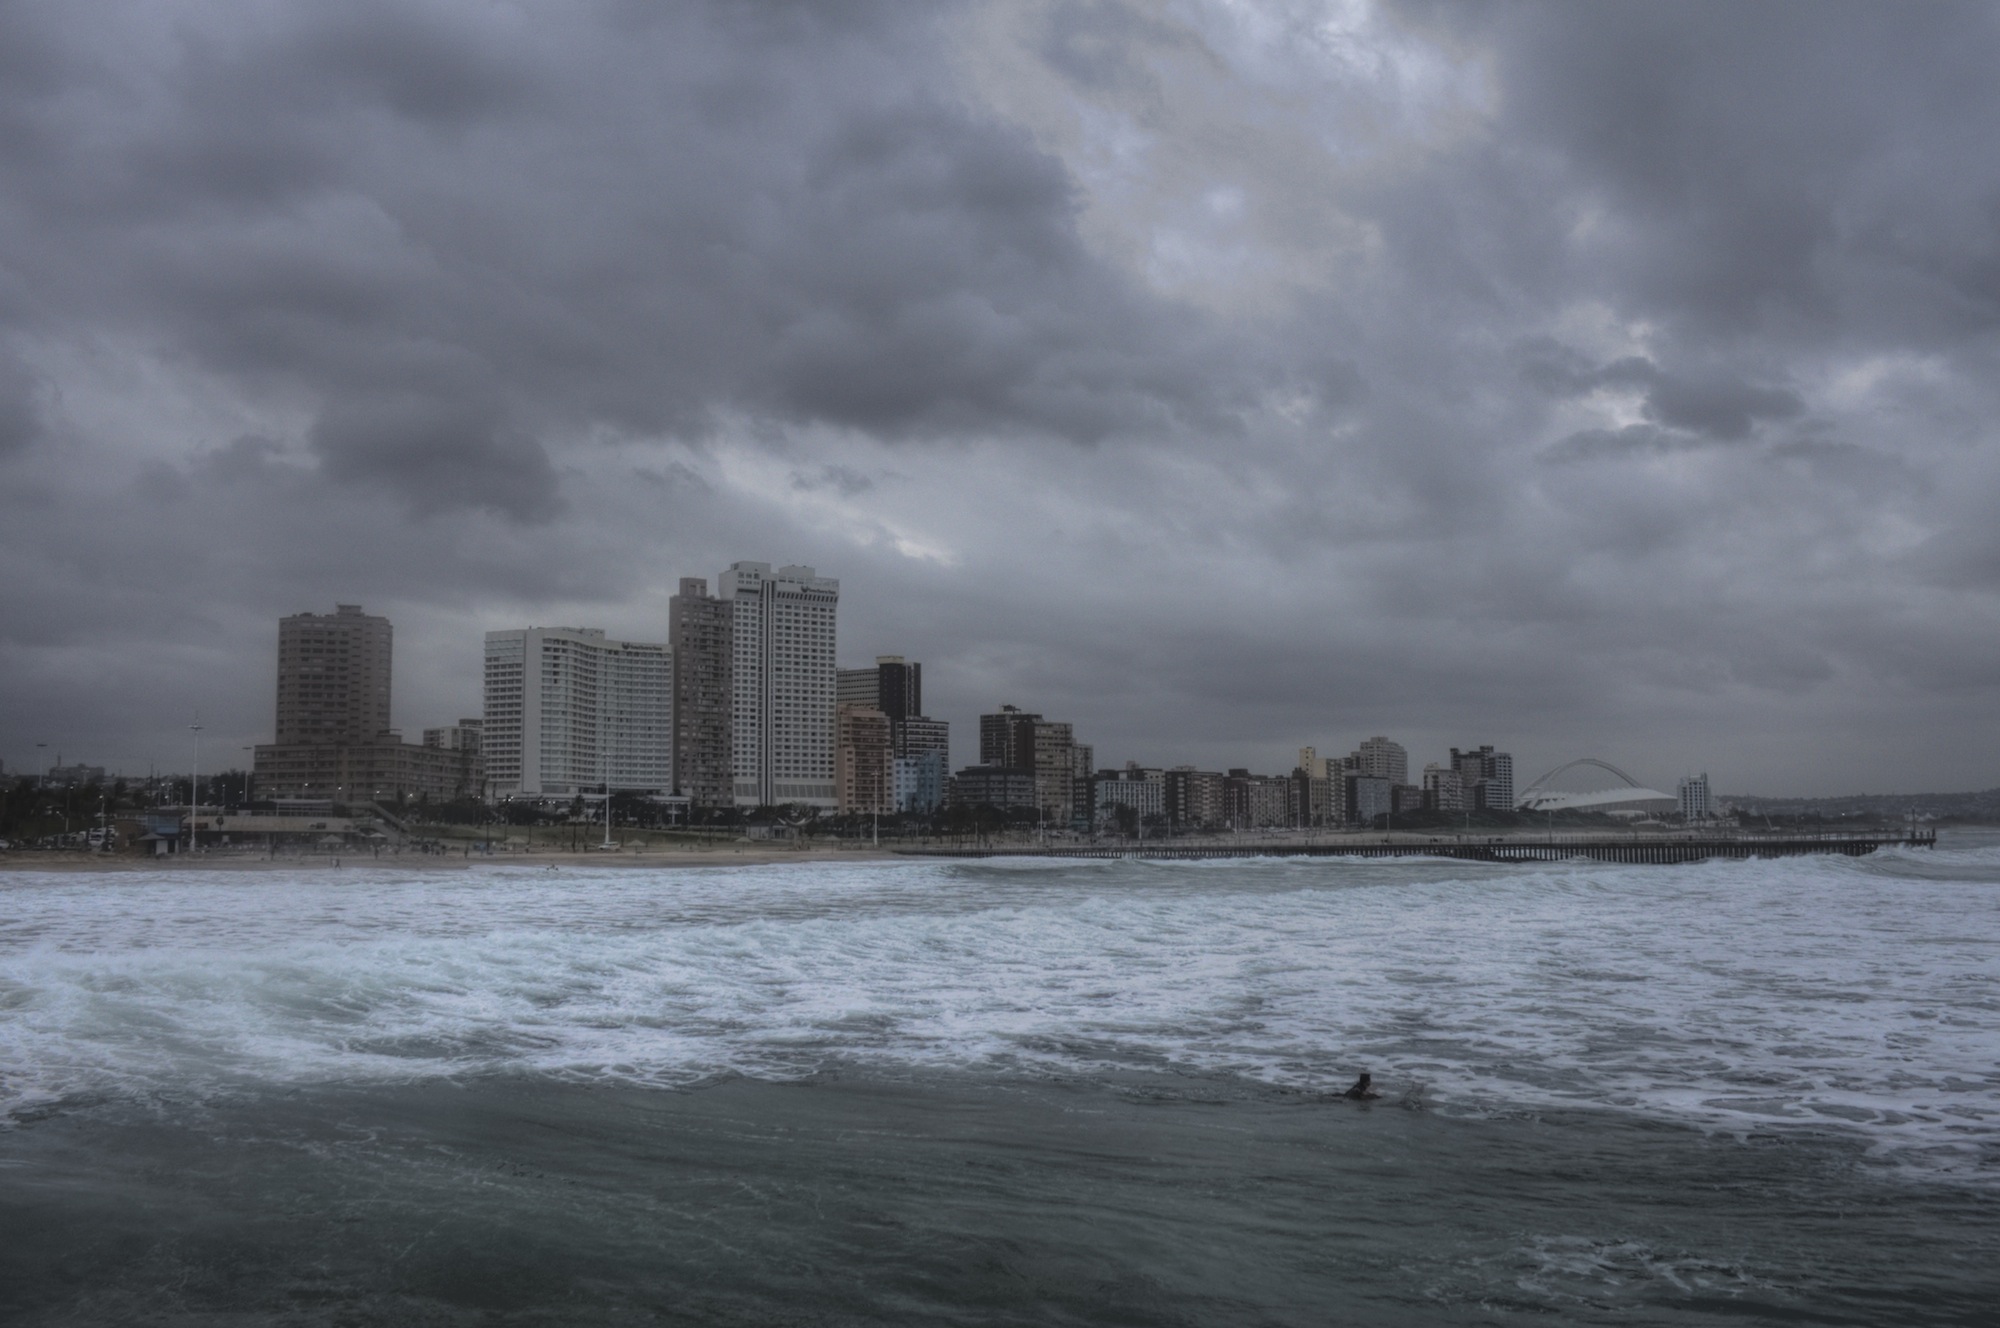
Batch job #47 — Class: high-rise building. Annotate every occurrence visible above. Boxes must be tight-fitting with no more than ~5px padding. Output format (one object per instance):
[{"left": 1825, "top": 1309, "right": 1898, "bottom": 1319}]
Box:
[
  {"left": 1070, "top": 743, "right": 1096, "bottom": 824},
  {"left": 1678, "top": 772, "right": 1712, "bottom": 821},
  {"left": 836, "top": 668, "right": 879, "bottom": 709},
  {"left": 840, "top": 655, "right": 936, "bottom": 761},
  {"left": 1297, "top": 746, "right": 1334, "bottom": 780},
  {"left": 258, "top": 606, "right": 479, "bottom": 804},
  {"left": 1222, "top": 769, "right": 1291, "bottom": 828},
  {"left": 979, "top": 705, "right": 1035, "bottom": 765},
  {"left": 421, "top": 718, "right": 482, "bottom": 752},
  {"left": 1486, "top": 750, "right": 1514, "bottom": 811},
  {"left": 1165, "top": 766, "right": 1225, "bottom": 829},
  {"left": 841, "top": 657, "right": 922, "bottom": 720},
  {"left": 979, "top": 705, "right": 1073, "bottom": 823},
  {"left": 875, "top": 656, "right": 920, "bottom": 725},
  {"left": 1294, "top": 747, "right": 1341, "bottom": 825},
  {"left": 896, "top": 715, "right": 950, "bottom": 765},
  {"left": 835, "top": 703, "right": 894, "bottom": 815},
  {"left": 669, "top": 578, "right": 733, "bottom": 809},
  {"left": 1451, "top": 745, "right": 1514, "bottom": 812},
  {"left": 1422, "top": 763, "right": 1465, "bottom": 812},
  {"left": 1351, "top": 736, "right": 1409, "bottom": 787},
  {"left": 481, "top": 627, "right": 674, "bottom": 798},
  {"left": 720, "top": 562, "right": 839, "bottom": 808},
  {"left": 1288, "top": 767, "right": 1335, "bottom": 826},
  {"left": 1247, "top": 775, "right": 1290, "bottom": 828},
  {"left": 275, "top": 604, "right": 393, "bottom": 746},
  {"left": 1026, "top": 721, "right": 1074, "bottom": 824},
  {"left": 1450, "top": 750, "right": 1485, "bottom": 803}
]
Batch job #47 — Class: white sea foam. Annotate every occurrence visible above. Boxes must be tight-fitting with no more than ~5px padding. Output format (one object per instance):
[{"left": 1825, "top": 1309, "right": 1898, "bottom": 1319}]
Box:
[{"left": 2, "top": 842, "right": 1996, "bottom": 1181}]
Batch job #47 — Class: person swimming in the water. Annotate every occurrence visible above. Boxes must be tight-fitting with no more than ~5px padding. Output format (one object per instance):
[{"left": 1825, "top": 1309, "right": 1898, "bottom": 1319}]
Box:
[{"left": 1342, "top": 1072, "right": 1380, "bottom": 1100}]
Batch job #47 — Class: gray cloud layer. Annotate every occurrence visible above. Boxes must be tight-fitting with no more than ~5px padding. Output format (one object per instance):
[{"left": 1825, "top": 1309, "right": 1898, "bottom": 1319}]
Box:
[{"left": 3, "top": 0, "right": 1998, "bottom": 795}]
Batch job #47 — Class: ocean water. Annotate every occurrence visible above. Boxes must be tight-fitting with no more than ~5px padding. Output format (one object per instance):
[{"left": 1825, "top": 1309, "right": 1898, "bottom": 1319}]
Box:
[{"left": 1, "top": 839, "right": 1996, "bottom": 1324}]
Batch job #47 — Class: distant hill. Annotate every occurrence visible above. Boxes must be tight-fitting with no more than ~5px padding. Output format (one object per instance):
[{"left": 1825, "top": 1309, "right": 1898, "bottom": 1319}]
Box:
[{"left": 1722, "top": 788, "right": 2000, "bottom": 823}]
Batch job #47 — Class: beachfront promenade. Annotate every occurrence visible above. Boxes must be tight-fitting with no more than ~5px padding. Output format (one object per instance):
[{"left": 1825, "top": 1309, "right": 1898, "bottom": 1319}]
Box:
[{"left": 899, "top": 830, "right": 1938, "bottom": 864}]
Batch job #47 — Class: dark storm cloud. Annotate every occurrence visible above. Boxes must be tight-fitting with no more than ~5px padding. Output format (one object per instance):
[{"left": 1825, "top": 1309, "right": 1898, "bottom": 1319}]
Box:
[
  {"left": 5, "top": 0, "right": 2000, "bottom": 792},
  {"left": 311, "top": 391, "right": 562, "bottom": 521},
  {"left": 1524, "top": 345, "right": 1805, "bottom": 441},
  {"left": 0, "top": 0, "right": 1253, "bottom": 525},
  {"left": 1403, "top": 0, "right": 2000, "bottom": 347},
  {"left": 0, "top": 348, "right": 43, "bottom": 457}
]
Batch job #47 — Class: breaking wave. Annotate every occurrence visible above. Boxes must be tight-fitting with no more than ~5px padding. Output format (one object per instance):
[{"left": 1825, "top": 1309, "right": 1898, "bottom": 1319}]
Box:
[{"left": 2, "top": 841, "right": 1996, "bottom": 1181}]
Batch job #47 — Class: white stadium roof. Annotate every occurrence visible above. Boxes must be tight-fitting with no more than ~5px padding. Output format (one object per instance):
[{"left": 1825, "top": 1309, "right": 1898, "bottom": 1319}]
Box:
[
  {"left": 1515, "top": 758, "right": 1678, "bottom": 814},
  {"left": 1516, "top": 787, "right": 1676, "bottom": 813}
]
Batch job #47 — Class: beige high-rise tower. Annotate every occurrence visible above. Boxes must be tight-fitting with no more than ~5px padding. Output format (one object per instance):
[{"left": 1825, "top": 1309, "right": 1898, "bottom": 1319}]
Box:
[
  {"left": 257, "top": 605, "right": 478, "bottom": 803},
  {"left": 275, "top": 604, "right": 393, "bottom": 746}
]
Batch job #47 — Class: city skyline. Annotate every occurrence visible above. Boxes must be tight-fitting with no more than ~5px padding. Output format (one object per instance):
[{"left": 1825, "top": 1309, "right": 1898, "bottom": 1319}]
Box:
[
  {"left": 3, "top": 4, "right": 1999, "bottom": 798},
  {"left": 0, "top": 571, "right": 1968, "bottom": 803},
  {"left": 2, "top": 586, "right": 1712, "bottom": 839},
  {"left": 14, "top": 582, "right": 1572, "bottom": 824}
]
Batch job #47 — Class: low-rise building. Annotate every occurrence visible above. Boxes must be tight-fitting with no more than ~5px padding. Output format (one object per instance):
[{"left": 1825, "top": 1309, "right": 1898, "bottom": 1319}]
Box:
[
  {"left": 421, "top": 719, "right": 485, "bottom": 801},
  {"left": 1347, "top": 773, "right": 1391, "bottom": 827},
  {"left": 1165, "top": 766, "right": 1226, "bottom": 829},
  {"left": 1096, "top": 763, "right": 1164, "bottom": 824},
  {"left": 1222, "top": 769, "right": 1290, "bottom": 828},
  {"left": 251, "top": 740, "right": 476, "bottom": 805},
  {"left": 893, "top": 749, "right": 948, "bottom": 814},
  {"left": 950, "top": 765, "right": 1038, "bottom": 813}
]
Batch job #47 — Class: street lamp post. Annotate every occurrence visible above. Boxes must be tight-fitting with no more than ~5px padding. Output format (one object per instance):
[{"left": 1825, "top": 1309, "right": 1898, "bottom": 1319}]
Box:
[
  {"left": 189, "top": 723, "right": 203, "bottom": 854},
  {"left": 241, "top": 747, "right": 255, "bottom": 806},
  {"left": 599, "top": 741, "right": 614, "bottom": 851}
]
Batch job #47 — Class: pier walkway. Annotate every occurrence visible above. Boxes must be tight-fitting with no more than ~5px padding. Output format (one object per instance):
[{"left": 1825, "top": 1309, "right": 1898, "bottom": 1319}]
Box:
[{"left": 897, "top": 830, "right": 1936, "bottom": 865}]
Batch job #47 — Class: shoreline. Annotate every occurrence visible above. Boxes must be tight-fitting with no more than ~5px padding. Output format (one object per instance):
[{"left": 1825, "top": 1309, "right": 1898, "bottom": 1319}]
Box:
[
  {"left": 0, "top": 824, "right": 1957, "bottom": 873},
  {"left": 0, "top": 846, "right": 905, "bottom": 872}
]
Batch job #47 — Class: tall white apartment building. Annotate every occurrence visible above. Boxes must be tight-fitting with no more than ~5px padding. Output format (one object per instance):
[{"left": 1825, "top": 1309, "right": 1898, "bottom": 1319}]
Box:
[
  {"left": 482, "top": 627, "right": 674, "bottom": 799},
  {"left": 1678, "top": 772, "right": 1712, "bottom": 821},
  {"left": 1422, "top": 762, "right": 1466, "bottom": 812},
  {"left": 719, "top": 562, "right": 839, "bottom": 808},
  {"left": 1352, "top": 736, "right": 1409, "bottom": 786}
]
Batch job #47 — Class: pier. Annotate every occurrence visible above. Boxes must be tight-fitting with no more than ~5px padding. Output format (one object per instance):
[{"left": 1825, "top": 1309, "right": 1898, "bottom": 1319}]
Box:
[{"left": 897, "top": 830, "right": 1937, "bottom": 865}]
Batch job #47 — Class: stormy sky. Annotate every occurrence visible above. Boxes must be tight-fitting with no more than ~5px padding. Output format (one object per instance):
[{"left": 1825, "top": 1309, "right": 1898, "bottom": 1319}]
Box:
[{"left": 3, "top": 0, "right": 1998, "bottom": 797}]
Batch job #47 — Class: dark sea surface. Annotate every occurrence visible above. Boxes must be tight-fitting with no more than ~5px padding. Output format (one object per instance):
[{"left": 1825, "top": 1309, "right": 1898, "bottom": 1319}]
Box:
[{"left": 2, "top": 838, "right": 1996, "bottom": 1325}]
